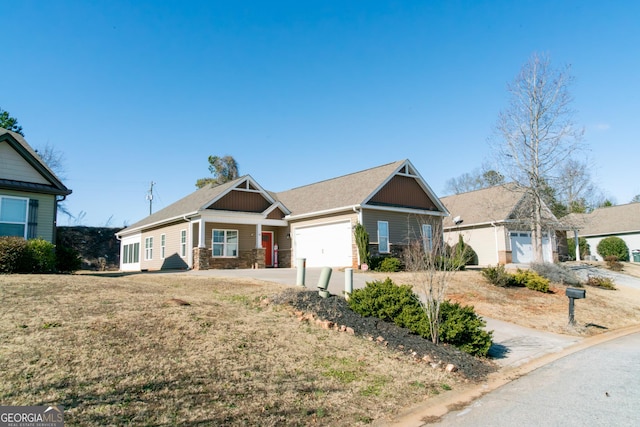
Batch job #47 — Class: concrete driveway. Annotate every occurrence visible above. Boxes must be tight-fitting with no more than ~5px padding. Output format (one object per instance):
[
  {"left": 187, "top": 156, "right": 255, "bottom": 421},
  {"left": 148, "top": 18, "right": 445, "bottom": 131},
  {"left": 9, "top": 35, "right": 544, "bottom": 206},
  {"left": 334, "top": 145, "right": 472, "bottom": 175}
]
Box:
[{"left": 185, "top": 267, "right": 580, "bottom": 368}]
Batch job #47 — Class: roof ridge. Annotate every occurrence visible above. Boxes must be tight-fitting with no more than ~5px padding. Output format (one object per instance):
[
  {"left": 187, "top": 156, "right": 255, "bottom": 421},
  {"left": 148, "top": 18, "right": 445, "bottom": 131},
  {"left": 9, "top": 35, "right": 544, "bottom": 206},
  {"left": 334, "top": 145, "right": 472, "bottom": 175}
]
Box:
[{"left": 277, "top": 160, "right": 404, "bottom": 193}]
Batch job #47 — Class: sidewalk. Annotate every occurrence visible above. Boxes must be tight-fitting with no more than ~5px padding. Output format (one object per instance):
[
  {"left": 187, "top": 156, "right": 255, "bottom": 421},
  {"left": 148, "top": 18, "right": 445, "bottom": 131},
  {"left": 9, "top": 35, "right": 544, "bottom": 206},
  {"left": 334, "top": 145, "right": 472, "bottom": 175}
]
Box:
[{"left": 186, "top": 267, "right": 581, "bottom": 368}]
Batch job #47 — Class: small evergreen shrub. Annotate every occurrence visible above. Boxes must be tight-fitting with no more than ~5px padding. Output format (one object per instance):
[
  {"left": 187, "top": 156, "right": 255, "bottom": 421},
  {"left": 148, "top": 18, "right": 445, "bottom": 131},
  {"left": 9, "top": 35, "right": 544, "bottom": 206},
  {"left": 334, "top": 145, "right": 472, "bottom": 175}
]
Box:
[
  {"left": 513, "top": 269, "right": 550, "bottom": 293},
  {"left": 530, "top": 262, "right": 582, "bottom": 286},
  {"left": 451, "top": 235, "right": 478, "bottom": 268},
  {"left": 353, "top": 223, "right": 370, "bottom": 267},
  {"left": 0, "top": 236, "right": 29, "bottom": 273},
  {"left": 25, "top": 239, "right": 56, "bottom": 273},
  {"left": 348, "top": 278, "right": 493, "bottom": 356},
  {"left": 481, "top": 265, "right": 516, "bottom": 287},
  {"left": 376, "top": 257, "right": 402, "bottom": 272},
  {"left": 56, "top": 245, "right": 82, "bottom": 273},
  {"left": 567, "top": 237, "right": 590, "bottom": 260},
  {"left": 597, "top": 237, "right": 629, "bottom": 262},
  {"left": 604, "top": 256, "right": 623, "bottom": 271},
  {"left": 439, "top": 301, "right": 493, "bottom": 357},
  {"left": 585, "top": 275, "right": 616, "bottom": 290}
]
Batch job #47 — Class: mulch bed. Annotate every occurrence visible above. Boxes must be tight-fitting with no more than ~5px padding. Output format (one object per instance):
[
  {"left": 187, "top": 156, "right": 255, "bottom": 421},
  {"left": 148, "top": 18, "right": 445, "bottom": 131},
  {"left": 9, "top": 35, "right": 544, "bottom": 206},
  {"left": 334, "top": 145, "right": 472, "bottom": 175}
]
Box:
[{"left": 271, "top": 288, "right": 497, "bottom": 381}]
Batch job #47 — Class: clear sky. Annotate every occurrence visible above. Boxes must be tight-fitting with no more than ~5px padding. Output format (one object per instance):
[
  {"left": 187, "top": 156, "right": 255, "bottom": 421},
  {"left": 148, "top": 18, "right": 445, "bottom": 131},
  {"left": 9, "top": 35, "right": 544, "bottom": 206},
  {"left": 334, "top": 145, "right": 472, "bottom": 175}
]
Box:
[{"left": 3, "top": 0, "right": 639, "bottom": 227}]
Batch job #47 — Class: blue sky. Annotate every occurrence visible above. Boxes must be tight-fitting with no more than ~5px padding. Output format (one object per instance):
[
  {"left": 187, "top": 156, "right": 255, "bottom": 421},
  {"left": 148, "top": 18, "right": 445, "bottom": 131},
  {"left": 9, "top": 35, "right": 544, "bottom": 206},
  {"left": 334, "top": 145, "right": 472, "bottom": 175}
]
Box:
[{"left": 3, "top": 1, "right": 639, "bottom": 227}]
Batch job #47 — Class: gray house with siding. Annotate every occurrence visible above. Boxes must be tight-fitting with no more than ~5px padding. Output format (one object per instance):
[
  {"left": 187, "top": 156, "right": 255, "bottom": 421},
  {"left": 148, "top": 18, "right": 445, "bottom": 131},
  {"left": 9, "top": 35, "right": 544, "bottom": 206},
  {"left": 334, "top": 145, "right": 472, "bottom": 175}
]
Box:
[
  {"left": 116, "top": 159, "right": 448, "bottom": 271},
  {"left": 0, "top": 129, "right": 71, "bottom": 243}
]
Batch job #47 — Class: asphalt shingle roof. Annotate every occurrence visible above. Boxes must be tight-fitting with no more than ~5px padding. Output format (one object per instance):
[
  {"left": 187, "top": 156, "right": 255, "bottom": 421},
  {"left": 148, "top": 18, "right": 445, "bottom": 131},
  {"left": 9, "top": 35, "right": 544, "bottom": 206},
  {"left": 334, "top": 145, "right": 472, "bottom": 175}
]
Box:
[{"left": 564, "top": 203, "right": 640, "bottom": 236}]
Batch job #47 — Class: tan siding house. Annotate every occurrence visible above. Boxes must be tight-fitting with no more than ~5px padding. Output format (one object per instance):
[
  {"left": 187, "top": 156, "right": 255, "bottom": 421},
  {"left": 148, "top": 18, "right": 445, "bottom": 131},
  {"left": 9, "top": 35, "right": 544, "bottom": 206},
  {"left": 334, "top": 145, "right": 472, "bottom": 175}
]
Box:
[
  {"left": 0, "top": 129, "right": 71, "bottom": 243},
  {"left": 116, "top": 159, "right": 448, "bottom": 271},
  {"left": 441, "top": 184, "right": 563, "bottom": 266}
]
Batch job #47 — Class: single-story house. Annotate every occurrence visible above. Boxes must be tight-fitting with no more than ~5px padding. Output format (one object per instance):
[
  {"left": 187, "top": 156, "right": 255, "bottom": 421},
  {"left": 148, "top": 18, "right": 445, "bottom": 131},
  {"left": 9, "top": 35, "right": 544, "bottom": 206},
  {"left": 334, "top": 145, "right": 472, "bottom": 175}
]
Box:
[
  {"left": 115, "top": 159, "right": 448, "bottom": 271},
  {"left": 564, "top": 203, "right": 640, "bottom": 262},
  {"left": 0, "top": 129, "right": 71, "bottom": 243},
  {"left": 440, "top": 184, "right": 563, "bottom": 265}
]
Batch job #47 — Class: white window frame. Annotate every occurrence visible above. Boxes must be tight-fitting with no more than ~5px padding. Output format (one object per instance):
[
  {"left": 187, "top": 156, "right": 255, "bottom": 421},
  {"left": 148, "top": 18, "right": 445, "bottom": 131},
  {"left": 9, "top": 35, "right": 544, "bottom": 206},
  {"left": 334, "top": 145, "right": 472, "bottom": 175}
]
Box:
[
  {"left": 160, "top": 234, "right": 166, "bottom": 259},
  {"left": 122, "top": 242, "right": 140, "bottom": 264},
  {"left": 145, "top": 236, "right": 153, "bottom": 260},
  {"left": 212, "top": 229, "right": 239, "bottom": 257},
  {"left": 0, "top": 196, "right": 29, "bottom": 239},
  {"left": 377, "top": 221, "right": 390, "bottom": 254},
  {"left": 422, "top": 223, "right": 433, "bottom": 253},
  {"left": 180, "top": 229, "right": 187, "bottom": 257}
]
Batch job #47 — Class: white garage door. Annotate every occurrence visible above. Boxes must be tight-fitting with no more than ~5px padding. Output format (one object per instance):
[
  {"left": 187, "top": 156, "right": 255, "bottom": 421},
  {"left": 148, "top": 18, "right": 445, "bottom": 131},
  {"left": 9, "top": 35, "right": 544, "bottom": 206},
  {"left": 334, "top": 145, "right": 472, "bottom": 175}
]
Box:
[
  {"left": 294, "top": 221, "right": 353, "bottom": 268},
  {"left": 510, "top": 232, "right": 552, "bottom": 263}
]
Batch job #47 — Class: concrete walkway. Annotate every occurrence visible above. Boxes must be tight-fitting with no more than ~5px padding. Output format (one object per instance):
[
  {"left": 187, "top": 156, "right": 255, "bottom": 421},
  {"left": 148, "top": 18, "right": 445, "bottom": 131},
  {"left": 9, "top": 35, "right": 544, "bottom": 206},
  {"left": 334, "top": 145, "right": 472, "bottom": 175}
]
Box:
[{"left": 185, "top": 267, "right": 581, "bottom": 368}]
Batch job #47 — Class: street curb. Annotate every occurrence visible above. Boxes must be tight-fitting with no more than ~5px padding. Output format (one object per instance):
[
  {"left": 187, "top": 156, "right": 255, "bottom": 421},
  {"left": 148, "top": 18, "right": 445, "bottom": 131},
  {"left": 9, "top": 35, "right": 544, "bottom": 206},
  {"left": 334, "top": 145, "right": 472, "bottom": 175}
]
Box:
[{"left": 380, "top": 323, "right": 640, "bottom": 426}]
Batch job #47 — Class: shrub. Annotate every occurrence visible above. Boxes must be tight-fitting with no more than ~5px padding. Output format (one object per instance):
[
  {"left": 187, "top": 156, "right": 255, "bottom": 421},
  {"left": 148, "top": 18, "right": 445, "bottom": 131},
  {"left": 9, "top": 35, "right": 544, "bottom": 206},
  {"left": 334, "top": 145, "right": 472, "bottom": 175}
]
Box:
[
  {"left": 451, "top": 235, "right": 478, "bottom": 268},
  {"left": 530, "top": 262, "right": 582, "bottom": 286},
  {"left": 0, "top": 236, "right": 29, "bottom": 273},
  {"left": 597, "top": 237, "right": 629, "bottom": 262},
  {"left": 56, "top": 245, "right": 82, "bottom": 273},
  {"left": 348, "top": 278, "right": 493, "bottom": 356},
  {"left": 376, "top": 257, "right": 402, "bottom": 272},
  {"left": 513, "top": 269, "right": 550, "bottom": 293},
  {"left": 604, "top": 256, "right": 623, "bottom": 271},
  {"left": 585, "top": 275, "right": 616, "bottom": 290},
  {"left": 25, "top": 239, "right": 56, "bottom": 273},
  {"left": 567, "top": 237, "right": 590, "bottom": 260},
  {"left": 481, "top": 265, "right": 516, "bottom": 287},
  {"left": 353, "top": 223, "right": 370, "bottom": 267},
  {"left": 439, "top": 301, "right": 493, "bottom": 357}
]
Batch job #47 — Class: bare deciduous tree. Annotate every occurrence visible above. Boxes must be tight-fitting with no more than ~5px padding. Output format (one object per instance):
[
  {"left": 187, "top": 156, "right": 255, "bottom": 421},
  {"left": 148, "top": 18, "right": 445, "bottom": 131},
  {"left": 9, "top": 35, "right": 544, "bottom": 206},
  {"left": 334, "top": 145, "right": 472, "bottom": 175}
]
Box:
[
  {"left": 402, "top": 226, "right": 457, "bottom": 344},
  {"left": 443, "top": 167, "right": 504, "bottom": 195},
  {"left": 492, "top": 52, "right": 583, "bottom": 262}
]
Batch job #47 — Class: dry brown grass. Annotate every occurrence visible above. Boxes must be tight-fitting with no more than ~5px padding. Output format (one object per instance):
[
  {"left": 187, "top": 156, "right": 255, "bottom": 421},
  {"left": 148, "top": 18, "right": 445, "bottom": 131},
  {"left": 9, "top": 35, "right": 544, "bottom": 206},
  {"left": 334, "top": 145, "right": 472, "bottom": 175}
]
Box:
[
  {"left": 0, "top": 273, "right": 460, "bottom": 426},
  {"left": 366, "top": 266, "right": 640, "bottom": 336}
]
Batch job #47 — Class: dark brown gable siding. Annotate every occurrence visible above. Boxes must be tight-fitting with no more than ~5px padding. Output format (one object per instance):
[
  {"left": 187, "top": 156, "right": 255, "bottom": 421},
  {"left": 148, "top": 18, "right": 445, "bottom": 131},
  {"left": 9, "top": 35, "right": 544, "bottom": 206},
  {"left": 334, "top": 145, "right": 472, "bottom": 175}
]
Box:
[
  {"left": 208, "top": 190, "right": 271, "bottom": 212},
  {"left": 266, "top": 207, "right": 285, "bottom": 219},
  {"left": 368, "top": 175, "right": 438, "bottom": 210}
]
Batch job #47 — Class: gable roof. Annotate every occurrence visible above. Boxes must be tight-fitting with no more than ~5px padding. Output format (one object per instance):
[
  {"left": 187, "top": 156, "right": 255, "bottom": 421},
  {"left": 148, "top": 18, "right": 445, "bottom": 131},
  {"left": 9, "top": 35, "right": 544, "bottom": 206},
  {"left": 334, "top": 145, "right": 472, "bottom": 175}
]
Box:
[
  {"left": 564, "top": 203, "right": 640, "bottom": 236},
  {"left": 275, "top": 159, "right": 447, "bottom": 218},
  {"left": 0, "top": 129, "right": 71, "bottom": 196},
  {"left": 120, "top": 175, "right": 286, "bottom": 233},
  {"left": 441, "top": 184, "right": 561, "bottom": 229}
]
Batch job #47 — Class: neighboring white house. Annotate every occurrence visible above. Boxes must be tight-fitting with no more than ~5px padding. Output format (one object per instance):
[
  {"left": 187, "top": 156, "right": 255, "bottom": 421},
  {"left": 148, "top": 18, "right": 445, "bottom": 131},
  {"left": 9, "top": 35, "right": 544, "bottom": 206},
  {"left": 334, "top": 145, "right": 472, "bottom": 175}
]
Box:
[
  {"left": 564, "top": 203, "right": 640, "bottom": 262},
  {"left": 441, "top": 184, "right": 563, "bottom": 265}
]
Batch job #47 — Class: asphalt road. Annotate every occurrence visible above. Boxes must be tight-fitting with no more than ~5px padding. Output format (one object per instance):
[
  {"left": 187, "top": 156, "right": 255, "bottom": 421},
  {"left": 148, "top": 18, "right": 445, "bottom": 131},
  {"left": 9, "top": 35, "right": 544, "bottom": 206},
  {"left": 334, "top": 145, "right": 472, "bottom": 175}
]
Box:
[{"left": 434, "top": 332, "right": 640, "bottom": 426}]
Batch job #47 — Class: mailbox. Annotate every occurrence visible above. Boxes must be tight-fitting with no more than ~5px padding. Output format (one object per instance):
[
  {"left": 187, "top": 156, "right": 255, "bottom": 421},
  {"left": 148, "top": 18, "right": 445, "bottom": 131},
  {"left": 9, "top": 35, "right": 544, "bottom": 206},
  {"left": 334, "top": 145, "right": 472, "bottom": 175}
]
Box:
[{"left": 566, "top": 288, "right": 586, "bottom": 299}]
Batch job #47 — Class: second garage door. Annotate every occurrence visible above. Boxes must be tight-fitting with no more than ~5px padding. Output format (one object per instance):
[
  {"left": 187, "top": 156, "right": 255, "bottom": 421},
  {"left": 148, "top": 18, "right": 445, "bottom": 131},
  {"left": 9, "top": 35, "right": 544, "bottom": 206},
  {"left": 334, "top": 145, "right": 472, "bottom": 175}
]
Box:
[
  {"left": 294, "top": 221, "right": 353, "bottom": 268},
  {"left": 510, "top": 231, "right": 553, "bottom": 263}
]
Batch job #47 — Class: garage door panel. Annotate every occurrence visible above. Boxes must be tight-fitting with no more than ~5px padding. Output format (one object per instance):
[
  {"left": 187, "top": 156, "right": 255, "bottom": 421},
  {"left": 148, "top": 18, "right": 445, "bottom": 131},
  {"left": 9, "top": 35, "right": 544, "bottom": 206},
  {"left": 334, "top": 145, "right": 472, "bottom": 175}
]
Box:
[
  {"left": 510, "top": 232, "right": 553, "bottom": 263},
  {"left": 295, "top": 222, "right": 352, "bottom": 267}
]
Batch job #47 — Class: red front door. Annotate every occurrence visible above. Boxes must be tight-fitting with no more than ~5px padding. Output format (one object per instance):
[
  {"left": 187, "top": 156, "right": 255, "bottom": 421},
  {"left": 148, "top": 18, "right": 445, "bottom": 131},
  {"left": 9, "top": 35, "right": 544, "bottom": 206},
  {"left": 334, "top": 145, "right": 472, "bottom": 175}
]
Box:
[{"left": 262, "top": 232, "right": 273, "bottom": 266}]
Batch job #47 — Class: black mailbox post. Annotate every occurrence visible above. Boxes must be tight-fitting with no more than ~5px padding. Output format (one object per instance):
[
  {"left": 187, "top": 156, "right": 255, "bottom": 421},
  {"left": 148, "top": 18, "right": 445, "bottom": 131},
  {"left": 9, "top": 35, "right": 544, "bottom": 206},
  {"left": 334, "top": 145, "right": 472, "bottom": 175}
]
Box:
[{"left": 566, "top": 287, "right": 586, "bottom": 325}]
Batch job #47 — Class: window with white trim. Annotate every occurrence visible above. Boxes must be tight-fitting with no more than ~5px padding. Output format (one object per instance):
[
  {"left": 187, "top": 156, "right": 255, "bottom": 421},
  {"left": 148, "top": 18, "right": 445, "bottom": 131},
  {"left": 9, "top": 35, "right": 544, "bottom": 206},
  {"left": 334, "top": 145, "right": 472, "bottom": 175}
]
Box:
[
  {"left": 122, "top": 242, "right": 140, "bottom": 264},
  {"left": 377, "top": 221, "right": 389, "bottom": 253},
  {"left": 0, "top": 196, "right": 28, "bottom": 238},
  {"left": 422, "top": 224, "right": 433, "bottom": 253},
  {"left": 212, "top": 229, "right": 238, "bottom": 257},
  {"left": 160, "top": 234, "right": 166, "bottom": 259},
  {"left": 145, "top": 237, "right": 153, "bottom": 260},
  {"left": 180, "top": 229, "right": 187, "bottom": 257}
]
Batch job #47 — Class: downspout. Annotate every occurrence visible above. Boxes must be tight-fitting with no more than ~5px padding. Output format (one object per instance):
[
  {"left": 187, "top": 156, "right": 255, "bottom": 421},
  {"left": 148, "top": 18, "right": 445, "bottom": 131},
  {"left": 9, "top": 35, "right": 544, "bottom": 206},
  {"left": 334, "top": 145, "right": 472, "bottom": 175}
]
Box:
[{"left": 491, "top": 221, "right": 499, "bottom": 265}]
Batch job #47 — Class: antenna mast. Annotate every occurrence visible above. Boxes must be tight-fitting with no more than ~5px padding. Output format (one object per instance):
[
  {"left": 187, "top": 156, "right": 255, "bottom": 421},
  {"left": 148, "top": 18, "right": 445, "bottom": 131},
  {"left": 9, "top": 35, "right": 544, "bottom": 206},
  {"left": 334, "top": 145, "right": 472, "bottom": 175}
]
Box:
[{"left": 146, "top": 181, "right": 155, "bottom": 215}]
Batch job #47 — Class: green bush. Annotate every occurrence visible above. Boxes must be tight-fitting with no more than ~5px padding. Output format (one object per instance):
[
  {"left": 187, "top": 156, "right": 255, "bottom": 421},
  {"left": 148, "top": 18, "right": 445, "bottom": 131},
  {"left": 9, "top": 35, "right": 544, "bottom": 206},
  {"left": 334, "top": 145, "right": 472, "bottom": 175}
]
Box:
[
  {"left": 56, "top": 245, "right": 82, "bottom": 273},
  {"left": 25, "top": 239, "right": 56, "bottom": 273},
  {"left": 376, "top": 257, "right": 402, "bottom": 272},
  {"left": 353, "top": 223, "right": 370, "bottom": 267},
  {"left": 597, "top": 237, "right": 629, "bottom": 262},
  {"left": 0, "top": 236, "right": 29, "bottom": 273},
  {"left": 439, "top": 301, "right": 493, "bottom": 357},
  {"left": 451, "top": 235, "right": 478, "bottom": 268},
  {"left": 348, "top": 278, "right": 493, "bottom": 356},
  {"left": 567, "top": 237, "right": 590, "bottom": 260},
  {"left": 530, "top": 262, "right": 582, "bottom": 286},
  {"left": 481, "top": 265, "right": 517, "bottom": 287},
  {"left": 513, "top": 269, "right": 550, "bottom": 293}
]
